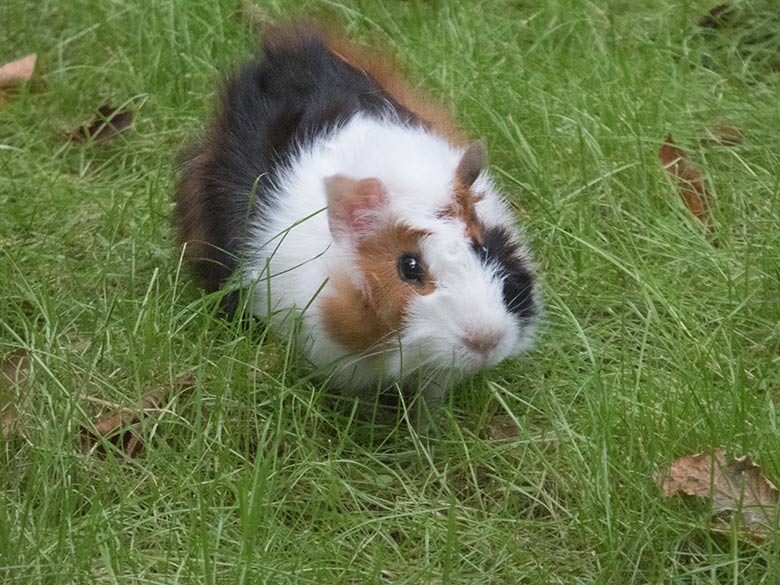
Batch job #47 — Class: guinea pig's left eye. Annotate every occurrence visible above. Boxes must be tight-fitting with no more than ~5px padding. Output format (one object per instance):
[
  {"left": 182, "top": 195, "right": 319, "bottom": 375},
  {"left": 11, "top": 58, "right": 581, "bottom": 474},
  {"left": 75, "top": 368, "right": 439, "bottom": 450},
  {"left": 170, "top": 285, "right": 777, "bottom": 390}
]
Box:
[{"left": 397, "top": 254, "right": 426, "bottom": 286}]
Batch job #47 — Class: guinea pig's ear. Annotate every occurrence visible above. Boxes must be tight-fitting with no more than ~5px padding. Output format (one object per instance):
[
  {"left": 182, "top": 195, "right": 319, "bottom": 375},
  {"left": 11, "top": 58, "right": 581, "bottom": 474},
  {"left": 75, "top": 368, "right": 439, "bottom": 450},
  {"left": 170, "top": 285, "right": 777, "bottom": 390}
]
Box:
[
  {"left": 324, "top": 175, "right": 388, "bottom": 241},
  {"left": 455, "top": 140, "right": 485, "bottom": 188}
]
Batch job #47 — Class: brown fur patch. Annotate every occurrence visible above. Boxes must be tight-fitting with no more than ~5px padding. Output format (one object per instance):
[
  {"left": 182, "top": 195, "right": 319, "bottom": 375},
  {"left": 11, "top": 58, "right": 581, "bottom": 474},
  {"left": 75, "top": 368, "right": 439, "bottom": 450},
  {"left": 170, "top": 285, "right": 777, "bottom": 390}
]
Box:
[
  {"left": 441, "top": 183, "right": 486, "bottom": 243},
  {"left": 174, "top": 142, "right": 224, "bottom": 292},
  {"left": 324, "top": 34, "right": 466, "bottom": 145},
  {"left": 321, "top": 223, "right": 434, "bottom": 354}
]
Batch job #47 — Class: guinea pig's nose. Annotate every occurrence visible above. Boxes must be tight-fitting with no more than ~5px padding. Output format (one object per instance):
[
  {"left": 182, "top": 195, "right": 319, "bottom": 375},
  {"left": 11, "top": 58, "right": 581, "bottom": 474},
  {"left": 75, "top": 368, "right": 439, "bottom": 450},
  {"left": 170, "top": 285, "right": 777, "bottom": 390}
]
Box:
[{"left": 462, "top": 330, "right": 502, "bottom": 355}]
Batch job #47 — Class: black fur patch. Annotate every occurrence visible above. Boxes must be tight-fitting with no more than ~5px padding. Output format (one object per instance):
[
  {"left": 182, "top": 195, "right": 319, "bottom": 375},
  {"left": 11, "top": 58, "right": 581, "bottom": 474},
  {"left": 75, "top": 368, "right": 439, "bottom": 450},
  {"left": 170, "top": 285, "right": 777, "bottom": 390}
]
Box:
[
  {"left": 473, "top": 227, "right": 536, "bottom": 320},
  {"left": 177, "top": 31, "right": 420, "bottom": 292}
]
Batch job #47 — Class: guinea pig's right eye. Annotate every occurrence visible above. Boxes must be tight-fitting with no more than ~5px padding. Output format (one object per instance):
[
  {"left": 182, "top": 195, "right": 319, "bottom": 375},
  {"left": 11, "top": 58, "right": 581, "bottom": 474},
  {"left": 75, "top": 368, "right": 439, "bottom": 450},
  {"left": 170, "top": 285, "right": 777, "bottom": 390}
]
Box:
[{"left": 397, "top": 254, "right": 426, "bottom": 287}]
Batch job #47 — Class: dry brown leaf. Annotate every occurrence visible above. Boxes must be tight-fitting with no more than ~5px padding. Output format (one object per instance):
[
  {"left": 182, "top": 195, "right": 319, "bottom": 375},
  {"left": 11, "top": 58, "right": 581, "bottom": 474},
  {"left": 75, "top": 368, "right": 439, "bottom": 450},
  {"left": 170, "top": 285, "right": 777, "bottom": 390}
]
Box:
[
  {"left": 79, "top": 375, "right": 193, "bottom": 457},
  {"left": 1, "top": 349, "right": 31, "bottom": 386},
  {"left": 698, "top": 4, "right": 733, "bottom": 29},
  {"left": 701, "top": 124, "right": 744, "bottom": 147},
  {"left": 659, "top": 134, "right": 714, "bottom": 231},
  {"left": 1, "top": 349, "right": 33, "bottom": 438},
  {"left": 658, "top": 449, "right": 780, "bottom": 543},
  {"left": 67, "top": 105, "right": 134, "bottom": 142},
  {"left": 1, "top": 410, "right": 21, "bottom": 439},
  {"left": 0, "top": 54, "right": 37, "bottom": 90}
]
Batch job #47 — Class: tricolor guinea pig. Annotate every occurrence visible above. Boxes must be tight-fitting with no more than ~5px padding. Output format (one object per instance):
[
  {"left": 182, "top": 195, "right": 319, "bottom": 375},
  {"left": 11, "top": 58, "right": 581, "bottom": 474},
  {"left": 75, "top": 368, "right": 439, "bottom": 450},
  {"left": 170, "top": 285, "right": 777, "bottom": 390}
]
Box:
[{"left": 175, "top": 27, "right": 541, "bottom": 405}]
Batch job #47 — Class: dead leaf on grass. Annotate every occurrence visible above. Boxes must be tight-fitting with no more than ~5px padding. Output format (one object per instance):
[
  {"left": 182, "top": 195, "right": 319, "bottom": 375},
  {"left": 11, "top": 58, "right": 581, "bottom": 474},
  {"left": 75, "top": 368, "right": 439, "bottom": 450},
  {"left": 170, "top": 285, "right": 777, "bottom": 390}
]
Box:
[
  {"left": 659, "top": 134, "right": 714, "bottom": 232},
  {"left": 698, "top": 4, "right": 734, "bottom": 29},
  {"left": 657, "top": 448, "right": 780, "bottom": 543},
  {"left": 0, "top": 54, "right": 37, "bottom": 90},
  {"left": 700, "top": 124, "right": 744, "bottom": 147},
  {"left": 67, "top": 105, "right": 134, "bottom": 143},
  {"left": 79, "top": 375, "right": 193, "bottom": 457},
  {"left": 1, "top": 349, "right": 33, "bottom": 438}
]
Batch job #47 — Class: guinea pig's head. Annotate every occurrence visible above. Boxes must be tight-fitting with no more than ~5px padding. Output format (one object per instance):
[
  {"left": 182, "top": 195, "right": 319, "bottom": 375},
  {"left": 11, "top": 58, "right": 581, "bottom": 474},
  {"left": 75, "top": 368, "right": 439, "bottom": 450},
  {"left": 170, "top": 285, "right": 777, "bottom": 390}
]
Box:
[{"left": 319, "top": 140, "right": 540, "bottom": 385}]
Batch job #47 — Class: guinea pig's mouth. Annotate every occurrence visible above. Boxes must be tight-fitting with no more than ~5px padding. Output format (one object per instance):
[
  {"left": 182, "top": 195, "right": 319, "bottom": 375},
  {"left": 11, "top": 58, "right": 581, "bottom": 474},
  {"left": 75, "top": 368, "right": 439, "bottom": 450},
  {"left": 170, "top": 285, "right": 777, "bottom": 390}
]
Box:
[
  {"left": 393, "top": 331, "right": 511, "bottom": 377},
  {"left": 430, "top": 345, "right": 507, "bottom": 375},
  {"left": 461, "top": 350, "right": 504, "bottom": 372}
]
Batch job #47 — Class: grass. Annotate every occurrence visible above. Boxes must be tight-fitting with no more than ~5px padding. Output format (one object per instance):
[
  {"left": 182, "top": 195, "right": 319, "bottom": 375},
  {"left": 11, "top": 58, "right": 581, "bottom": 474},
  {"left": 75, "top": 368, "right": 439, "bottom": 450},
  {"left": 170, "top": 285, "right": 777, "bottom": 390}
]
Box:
[{"left": 2, "top": 0, "right": 780, "bottom": 582}]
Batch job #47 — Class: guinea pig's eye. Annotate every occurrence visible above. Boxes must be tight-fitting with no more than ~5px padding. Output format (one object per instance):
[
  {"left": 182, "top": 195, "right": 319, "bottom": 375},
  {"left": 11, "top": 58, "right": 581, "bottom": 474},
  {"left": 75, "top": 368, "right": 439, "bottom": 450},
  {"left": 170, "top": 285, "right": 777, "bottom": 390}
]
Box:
[{"left": 397, "top": 254, "right": 426, "bottom": 286}]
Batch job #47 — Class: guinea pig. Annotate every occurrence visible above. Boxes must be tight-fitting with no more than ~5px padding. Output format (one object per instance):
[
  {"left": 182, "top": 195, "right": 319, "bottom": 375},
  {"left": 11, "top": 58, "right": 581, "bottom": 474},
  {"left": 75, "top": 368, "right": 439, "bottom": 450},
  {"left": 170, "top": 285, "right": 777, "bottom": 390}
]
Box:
[{"left": 175, "top": 27, "right": 541, "bottom": 406}]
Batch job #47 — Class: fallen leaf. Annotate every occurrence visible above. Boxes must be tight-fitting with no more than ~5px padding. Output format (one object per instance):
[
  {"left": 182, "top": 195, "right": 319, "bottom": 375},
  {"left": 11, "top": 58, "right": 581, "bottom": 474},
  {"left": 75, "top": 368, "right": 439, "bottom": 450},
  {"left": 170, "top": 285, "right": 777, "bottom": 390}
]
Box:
[
  {"left": 1, "top": 349, "right": 33, "bottom": 438},
  {"left": 659, "top": 134, "right": 714, "bottom": 231},
  {"left": 698, "top": 4, "right": 734, "bottom": 29},
  {"left": 67, "top": 105, "right": 134, "bottom": 142},
  {"left": 658, "top": 449, "right": 780, "bottom": 543},
  {"left": 0, "top": 54, "right": 37, "bottom": 90},
  {"left": 79, "top": 375, "right": 193, "bottom": 457},
  {"left": 1, "top": 349, "right": 31, "bottom": 385},
  {"left": 700, "top": 124, "right": 744, "bottom": 147}
]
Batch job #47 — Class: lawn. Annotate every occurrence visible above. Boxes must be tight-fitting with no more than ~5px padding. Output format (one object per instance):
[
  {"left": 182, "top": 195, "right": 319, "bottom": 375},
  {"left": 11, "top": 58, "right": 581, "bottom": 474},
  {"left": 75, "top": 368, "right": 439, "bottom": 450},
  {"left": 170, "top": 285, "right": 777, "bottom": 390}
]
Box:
[{"left": 2, "top": 0, "right": 780, "bottom": 582}]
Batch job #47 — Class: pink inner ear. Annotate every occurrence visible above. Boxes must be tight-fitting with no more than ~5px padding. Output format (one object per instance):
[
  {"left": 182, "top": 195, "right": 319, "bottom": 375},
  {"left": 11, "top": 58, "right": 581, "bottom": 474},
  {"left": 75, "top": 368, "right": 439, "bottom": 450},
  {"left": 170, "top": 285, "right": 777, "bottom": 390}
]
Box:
[{"left": 325, "top": 175, "right": 387, "bottom": 240}]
